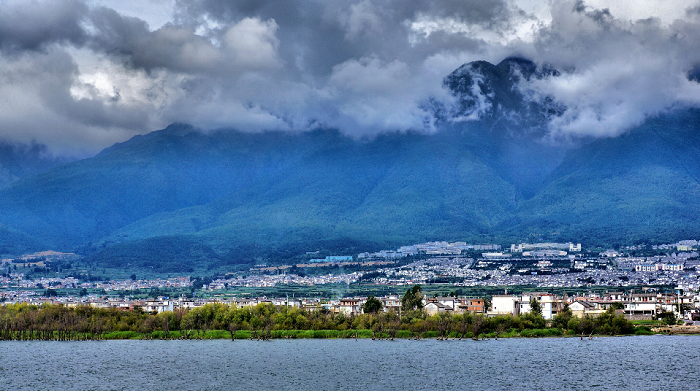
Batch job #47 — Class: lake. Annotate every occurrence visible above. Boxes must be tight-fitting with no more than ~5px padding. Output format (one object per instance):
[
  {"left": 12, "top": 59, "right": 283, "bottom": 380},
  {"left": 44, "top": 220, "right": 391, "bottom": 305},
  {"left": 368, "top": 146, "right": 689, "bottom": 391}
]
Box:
[{"left": 1, "top": 335, "right": 698, "bottom": 390}]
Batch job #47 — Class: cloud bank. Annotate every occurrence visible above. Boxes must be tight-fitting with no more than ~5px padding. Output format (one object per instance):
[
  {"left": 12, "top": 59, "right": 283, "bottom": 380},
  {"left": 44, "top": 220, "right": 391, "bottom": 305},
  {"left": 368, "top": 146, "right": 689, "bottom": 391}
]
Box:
[{"left": 1, "top": 0, "right": 700, "bottom": 154}]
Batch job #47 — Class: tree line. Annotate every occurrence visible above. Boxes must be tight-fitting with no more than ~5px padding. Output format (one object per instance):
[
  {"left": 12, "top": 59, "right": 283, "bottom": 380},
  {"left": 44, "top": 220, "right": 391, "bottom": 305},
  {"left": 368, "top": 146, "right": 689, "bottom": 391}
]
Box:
[{"left": 0, "top": 300, "right": 637, "bottom": 341}]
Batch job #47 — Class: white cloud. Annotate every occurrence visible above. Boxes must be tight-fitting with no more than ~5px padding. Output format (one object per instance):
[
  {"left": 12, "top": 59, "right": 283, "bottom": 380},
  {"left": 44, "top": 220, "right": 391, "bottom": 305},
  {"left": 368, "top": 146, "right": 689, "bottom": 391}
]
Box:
[
  {"left": 323, "top": 57, "right": 437, "bottom": 134},
  {"left": 519, "top": 0, "right": 700, "bottom": 139},
  {"left": 584, "top": 0, "right": 698, "bottom": 25},
  {"left": 222, "top": 18, "right": 281, "bottom": 70},
  {"left": 339, "top": 0, "right": 383, "bottom": 39},
  {"left": 3, "top": 0, "right": 700, "bottom": 153}
]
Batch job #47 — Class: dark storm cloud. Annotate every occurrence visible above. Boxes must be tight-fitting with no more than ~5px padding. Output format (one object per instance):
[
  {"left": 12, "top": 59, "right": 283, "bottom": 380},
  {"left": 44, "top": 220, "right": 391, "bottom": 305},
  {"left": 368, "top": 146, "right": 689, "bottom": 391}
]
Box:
[
  {"left": 139, "top": 0, "right": 520, "bottom": 136},
  {"left": 1, "top": 0, "right": 700, "bottom": 153},
  {"left": 170, "top": 0, "right": 514, "bottom": 76},
  {"left": 46, "top": 0, "right": 512, "bottom": 139},
  {"left": 88, "top": 7, "right": 220, "bottom": 74},
  {"left": 0, "top": 0, "right": 88, "bottom": 53}
]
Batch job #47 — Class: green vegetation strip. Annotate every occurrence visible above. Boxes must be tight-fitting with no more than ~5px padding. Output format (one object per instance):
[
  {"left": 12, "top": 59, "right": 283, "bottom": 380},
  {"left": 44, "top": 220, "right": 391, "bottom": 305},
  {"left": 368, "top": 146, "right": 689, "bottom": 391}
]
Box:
[{"left": 0, "top": 302, "right": 651, "bottom": 341}]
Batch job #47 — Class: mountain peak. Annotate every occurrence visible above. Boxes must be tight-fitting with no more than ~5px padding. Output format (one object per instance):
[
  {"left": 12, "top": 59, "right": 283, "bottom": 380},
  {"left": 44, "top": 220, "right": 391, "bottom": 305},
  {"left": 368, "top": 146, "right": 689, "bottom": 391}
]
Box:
[
  {"left": 442, "top": 57, "right": 563, "bottom": 135},
  {"left": 96, "top": 123, "right": 198, "bottom": 157}
]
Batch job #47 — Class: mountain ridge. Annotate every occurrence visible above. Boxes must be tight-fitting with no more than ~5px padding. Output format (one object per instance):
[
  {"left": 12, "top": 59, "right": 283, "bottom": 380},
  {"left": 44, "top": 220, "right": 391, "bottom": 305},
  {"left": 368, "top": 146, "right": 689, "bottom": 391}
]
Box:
[{"left": 1, "top": 58, "right": 698, "bottom": 270}]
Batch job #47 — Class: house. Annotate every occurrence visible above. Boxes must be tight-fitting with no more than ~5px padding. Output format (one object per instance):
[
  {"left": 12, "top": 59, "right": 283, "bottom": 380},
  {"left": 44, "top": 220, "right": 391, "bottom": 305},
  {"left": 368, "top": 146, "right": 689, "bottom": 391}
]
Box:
[
  {"left": 517, "top": 292, "right": 561, "bottom": 319},
  {"left": 604, "top": 292, "right": 624, "bottom": 301},
  {"left": 537, "top": 294, "right": 563, "bottom": 320},
  {"left": 234, "top": 298, "right": 257, "bottom": 307},
  {"left": 428, "top": 297, "right": 456, "bottom": 312},
  {"left": 625, "top": 294, "right": 658, "bottom": 320},
  {"left": 302, "top": 298, "right": 322, "bottom": 311},
  {"left": 380, "top": 295, "right": 401, "bottom": 313},
  {"left": 337, "top": 298, "right": 363, "bottom": 315},
  {"left": 144, "top": 300, "right": 174, "bottom": 313},
  {"left": 176, "top": 300, "right": 201, "bottom": 310},
  {"left": 569, "top": 300, "right": 596, "bottom": 318},
  {"left": 465, "top": 299, "right": 485, "bottom": 313},
  {"left": 286, "top": 299, "right": 302, "bottom": 308},
  {"left": 425, "top": 302, "right": 451, "bottom": 316},
  {"left": 488, "top": 295, "right": 520, "bottom": 316}
]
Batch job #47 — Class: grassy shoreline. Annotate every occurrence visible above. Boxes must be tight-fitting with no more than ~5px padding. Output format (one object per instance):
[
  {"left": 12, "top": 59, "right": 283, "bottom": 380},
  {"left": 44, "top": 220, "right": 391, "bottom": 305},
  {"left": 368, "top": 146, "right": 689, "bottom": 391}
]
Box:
[
  {"left": 96, "top": 327, "right": 669, "bottom": 340},
  {"left": 3, "top": 326, "right": 688, "bottom": 341}
]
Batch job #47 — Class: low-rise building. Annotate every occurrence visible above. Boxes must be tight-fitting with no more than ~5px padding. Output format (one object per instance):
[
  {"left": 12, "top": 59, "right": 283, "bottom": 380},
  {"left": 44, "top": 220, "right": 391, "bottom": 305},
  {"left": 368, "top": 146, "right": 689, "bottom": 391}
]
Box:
[
  {"left": 424, "top": 301, "right": 451, "bottom": 316},
  {"left": 488, "top": 295, "right": 519, "bottom": 316},
  {"left": 337, "top": 298, "right": 363, "bottom": 315}
]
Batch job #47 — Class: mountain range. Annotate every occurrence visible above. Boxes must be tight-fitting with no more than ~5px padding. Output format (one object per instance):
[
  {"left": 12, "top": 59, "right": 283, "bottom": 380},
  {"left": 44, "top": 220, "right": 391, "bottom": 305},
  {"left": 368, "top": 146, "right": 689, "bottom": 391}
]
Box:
[{"left": 1, "top": 58, "right": 699, "bottom": 271}]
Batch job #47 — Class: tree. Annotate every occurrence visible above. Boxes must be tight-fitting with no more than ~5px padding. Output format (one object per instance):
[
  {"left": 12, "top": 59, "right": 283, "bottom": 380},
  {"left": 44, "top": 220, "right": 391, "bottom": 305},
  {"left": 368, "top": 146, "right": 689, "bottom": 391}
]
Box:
[
  {"left": 679, "top": 303, "right": 693, "bottom": 317},
  {"left": 483, "top": 297, "right": 491, "bottom": 312},
  {"left": 529, "top": 297, "right": 542, "bottom": 316},
  {"left": 401, "top": 288, "right": 414, "bottom": 311},
  {"left": 471, "top": 315, "right": 487, "bottom": 338},
  {"left": 363, "top": 296, "right": 382, "bottom": 314},
  {"left": 402, "top": 285, "right": 424, "bottom": 311},
  {"left": 130, "top": 274, "right": 137, "bottom": 281},
  {"left": 657, "top": 311, "right": 677, "bottom": 326},
  {"left": 552, "top": 303, "right": 573, "bottom": 330}
]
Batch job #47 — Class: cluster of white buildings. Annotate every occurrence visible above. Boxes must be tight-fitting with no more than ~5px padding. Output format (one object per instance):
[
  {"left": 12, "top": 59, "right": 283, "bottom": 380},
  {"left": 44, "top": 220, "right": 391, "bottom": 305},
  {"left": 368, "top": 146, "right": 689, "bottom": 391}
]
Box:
[
  {"left": 510, "top": 242, "right": 582, "bottom": 253},
  {"left": 486, "top": 290, "right": 698, "bottom": 321},
  {"left": 358, "top": 241, "right": 502, "bottom": 259},
  {"left": 618, "top": 252, "right": 699, "bottom": 273},
  {"left": 653, "top": 240, "right": 699, "bottom": 252},
  {"left": 205, "top": 272, "right": 362, "bottom": 289},
  {"left": 0, "top": 274, "right": 192, "bottom": 291},
  {"left": 635, "top": 263, "right": 685, "bottom": 272},
  {"left": 1, "top": 274, "right": 80, "bottom": 289}
]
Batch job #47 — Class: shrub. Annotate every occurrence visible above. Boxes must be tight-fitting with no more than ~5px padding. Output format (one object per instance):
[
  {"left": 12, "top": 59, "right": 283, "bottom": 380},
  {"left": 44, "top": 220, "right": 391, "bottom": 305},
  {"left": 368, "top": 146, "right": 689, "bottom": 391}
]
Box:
[
  {"left": 202, "top": 330, "right": 228, "bottom": 339},
  {"left": 234, "top": 330, "right": 251, "bottom": 339},
  {"left": 520, "top": 328, "right": 562, "bottom": 337},
  {"left": 103, "top": 331, "right": 140, "bottom": 339},
  {"left": 634, "top": 326, "right": 654, "bottom": 335},
  {"left": 396, "top": 330, "right": 413, "bottom": 338}
]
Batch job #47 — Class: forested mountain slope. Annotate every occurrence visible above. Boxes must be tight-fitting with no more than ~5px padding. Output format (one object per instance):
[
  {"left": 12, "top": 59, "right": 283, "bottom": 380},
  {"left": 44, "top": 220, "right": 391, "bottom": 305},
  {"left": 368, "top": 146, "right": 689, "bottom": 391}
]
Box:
[{"left": 1, "top": 58, "right": 698, "bottom": 270}]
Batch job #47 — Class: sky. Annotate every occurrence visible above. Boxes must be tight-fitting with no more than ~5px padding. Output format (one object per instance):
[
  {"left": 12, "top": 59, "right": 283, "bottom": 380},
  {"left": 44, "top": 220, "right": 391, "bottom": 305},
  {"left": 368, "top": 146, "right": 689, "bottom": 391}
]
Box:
[{"left": 2, "top": 0, "right": 700, "bottom": 155}]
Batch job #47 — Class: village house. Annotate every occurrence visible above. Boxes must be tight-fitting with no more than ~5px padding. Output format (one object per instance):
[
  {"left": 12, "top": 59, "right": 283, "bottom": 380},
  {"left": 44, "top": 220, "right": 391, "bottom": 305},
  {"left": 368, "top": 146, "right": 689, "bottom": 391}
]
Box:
[
  {"left": 429, "top": 297, "right": 456, "bottom": 312},
  {"left": 144, "top": 300, "right": 174, "bottom": 313},
  {"left": 337, "top": 298, "right": 363, "bottom": 315},
  {"left": 466, "top": 298, "right": 485, "bottom": 313},
  {"left": 424, "top": 301, "right": 450, "bottom": 316},
  {"left": 568, "top": 300, "right": 605, "bottom": 318},
  {"left": 488, "top": 295, "right": 520, "bottom": 317},
  {"left": 380, "top": 295, "right": 401, "bottom": 313}
]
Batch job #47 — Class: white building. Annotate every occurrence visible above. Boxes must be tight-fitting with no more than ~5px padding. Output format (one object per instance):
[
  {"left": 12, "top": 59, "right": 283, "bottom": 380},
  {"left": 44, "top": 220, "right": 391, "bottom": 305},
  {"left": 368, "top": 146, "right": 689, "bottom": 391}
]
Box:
[
  {"left": 489, "top": 295, "right": 519, "bottom": 316},
  {"left": 144, "top": 300, "right": 174, "bottom": 313}
]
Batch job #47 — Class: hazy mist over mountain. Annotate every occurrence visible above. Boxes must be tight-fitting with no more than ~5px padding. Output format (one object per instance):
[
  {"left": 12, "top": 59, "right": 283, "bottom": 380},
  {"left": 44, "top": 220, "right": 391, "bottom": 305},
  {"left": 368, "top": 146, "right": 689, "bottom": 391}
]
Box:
[{"left": 2, "top": 1, "right": 700, "bottom": 269}]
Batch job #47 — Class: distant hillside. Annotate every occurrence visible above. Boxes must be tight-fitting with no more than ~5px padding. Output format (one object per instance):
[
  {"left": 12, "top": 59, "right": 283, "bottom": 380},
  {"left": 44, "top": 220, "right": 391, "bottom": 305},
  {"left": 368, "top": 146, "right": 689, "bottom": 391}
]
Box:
[
  {"left": 0, "top": 141, "right": 74, "bottom": 189},
  {"left": 504, "top": 109, "right": 700, "bottom": 245},
  {"left": 1, "top": 58, "right": 699, "bottom": 269}
]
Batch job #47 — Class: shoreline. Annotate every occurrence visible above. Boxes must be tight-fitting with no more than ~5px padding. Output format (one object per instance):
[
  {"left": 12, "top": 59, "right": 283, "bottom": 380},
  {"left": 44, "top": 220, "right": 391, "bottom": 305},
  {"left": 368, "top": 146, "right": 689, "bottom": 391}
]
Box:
[{"left": 4, "top": 328, "right": 697, "bottom": 341}]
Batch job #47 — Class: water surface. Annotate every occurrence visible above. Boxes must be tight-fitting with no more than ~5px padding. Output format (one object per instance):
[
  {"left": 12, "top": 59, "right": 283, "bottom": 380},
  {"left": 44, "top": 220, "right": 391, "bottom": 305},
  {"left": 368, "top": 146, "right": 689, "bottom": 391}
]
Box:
[{"left": 1, "top": 335, "right": 698, "bottom": 390}]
